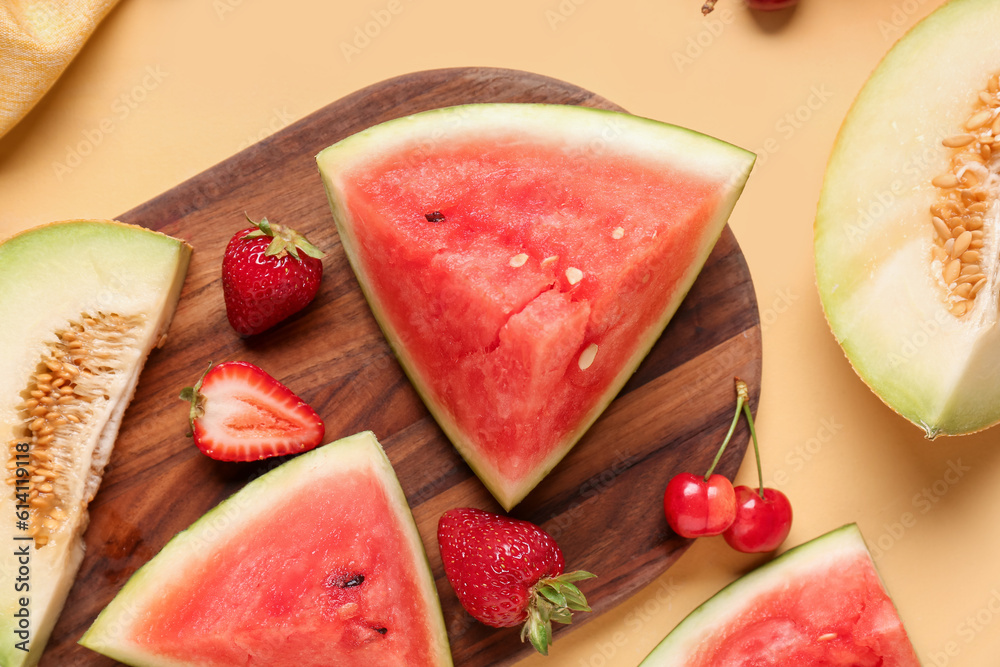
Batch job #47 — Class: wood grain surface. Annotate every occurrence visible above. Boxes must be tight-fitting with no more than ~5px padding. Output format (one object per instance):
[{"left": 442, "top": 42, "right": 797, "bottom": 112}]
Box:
[{"left": 41, "top": 67, "right": 761, "bottom": 666}]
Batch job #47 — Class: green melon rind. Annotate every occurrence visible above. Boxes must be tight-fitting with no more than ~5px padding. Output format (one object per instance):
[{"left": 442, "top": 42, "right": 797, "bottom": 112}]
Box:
[
  {"left": 814, "top": 0, "right": 1000, "bottom": 437},
  {"left": 78, "top": 431, "right": 452, "bottom": 667},
  {"left": 0, "top": 220, "right": 191, "bottom": 667},
  {"left": 638, "top": 524, "right": 886, "bottom": 664},
  {"left": 317, "top": 103, "right": 755, "bottom": 509}
]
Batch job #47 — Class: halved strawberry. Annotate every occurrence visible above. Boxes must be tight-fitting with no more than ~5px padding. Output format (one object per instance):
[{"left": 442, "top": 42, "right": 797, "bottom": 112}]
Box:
[{"left": 179, "top": 361, "right": 325, "bottom": 461}]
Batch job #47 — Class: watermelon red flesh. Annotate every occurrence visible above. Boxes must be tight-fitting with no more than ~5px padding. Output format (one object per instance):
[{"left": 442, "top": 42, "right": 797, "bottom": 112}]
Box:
[
  {"left": 344, "top": 144, "right": 718, "bottom": 457},
  {"left": 79, "top": 432, "right": 451, "bottom": 667},
  {"left": 322, "top": 106, "right": 753, "bottom": 509},
  {"left": 132, "top": 476, "right": 427, "bottom": 664},
  {"left": 640, "top": 524, "right": 919, "bottom": 666},
  {"left": 688, "top": 554, "right": 912, "bottom": 665}
]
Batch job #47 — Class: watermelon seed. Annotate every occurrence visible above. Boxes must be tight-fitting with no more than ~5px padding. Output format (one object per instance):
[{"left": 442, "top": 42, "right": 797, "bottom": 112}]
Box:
[
  {"left": 375, "top": 627, "right": 388, "bottom": 635},
  {"left": 565, "top": 267, "right": 583, "bottom": 285},
  {"left": 509, "top": 253, "right": 529, "bottom": 268},
  {"left": 326, "top": 572, "right": 366, "bottom": 588},
  {"left": 578, "top": 344, "right": 599, "bottom": 371},
  {"left": 612, "top": 227, "right": 625, "bottom": 239},
  {"left": 817, "top": 632, "right": 837, "bottom": 641},
  {"left": 541, "top": 255, "right": 559, "bottom": 268},
  {"left": 424, "top": 211, "right": 446, "bottom": 223}
]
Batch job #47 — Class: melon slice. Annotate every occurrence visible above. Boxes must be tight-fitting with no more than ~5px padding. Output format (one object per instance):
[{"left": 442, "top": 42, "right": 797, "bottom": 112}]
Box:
[
  {"left": 639, "top": 524, "right": 920, "bottom": 666},
  {"left": 815, "top": 0, "right": 1000, "bottom": 436},
  {"left": 0, "top": 220, "right": 191, "bottom": 667},
  {"left": 316, "top": 103, "right": 755, "bottom": 509},
  {"left": 80, "top": 431, "right": 452, "bottom": 666}
]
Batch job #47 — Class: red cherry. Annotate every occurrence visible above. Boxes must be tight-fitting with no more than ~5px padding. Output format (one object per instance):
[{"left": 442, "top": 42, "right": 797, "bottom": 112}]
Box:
[
  {"left": 723, "top": 486, "right": 793, "bottom": 553},
  {"left": 664, "top": 472, "right": 737, "bottom": 538}
]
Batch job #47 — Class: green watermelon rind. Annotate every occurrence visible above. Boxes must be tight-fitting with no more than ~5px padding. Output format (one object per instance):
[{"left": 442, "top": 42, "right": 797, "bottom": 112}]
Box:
[
  {"left": 316, "top": 103, "right": 755, "bottom": 510},
  {"left": 78, "top": 431, "right": 452, "bottom": 667},
  {"left": 638, "top": 523, "right": 903, "bottom": 664}
]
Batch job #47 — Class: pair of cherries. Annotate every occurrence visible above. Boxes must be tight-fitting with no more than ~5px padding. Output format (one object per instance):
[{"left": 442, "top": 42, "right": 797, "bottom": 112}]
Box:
[{"left": 663, "top": 379, "right": 792, "bottom": 553}]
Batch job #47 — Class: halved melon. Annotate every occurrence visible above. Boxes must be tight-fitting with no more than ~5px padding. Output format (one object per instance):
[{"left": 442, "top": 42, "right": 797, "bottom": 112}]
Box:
[
  {"left": 80, "top": 431, "right": 452, "bottom": 667},
  {"left": 639, "top": 524, "right": 919, "bottom": 665},
  {"left": 815, "top": 0, "right": 1000, "bottom": 437},
  {"left": 317, "top": 103, "right": 755, "bottom": 509},
  {"left": 0, "top": 220, "right": 191, "bottom": 667}
]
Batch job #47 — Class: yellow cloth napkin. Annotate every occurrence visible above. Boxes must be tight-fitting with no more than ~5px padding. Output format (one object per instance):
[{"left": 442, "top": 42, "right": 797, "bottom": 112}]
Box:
[{"left": 0, "top": 0, "right": 121, "bottom": 139}]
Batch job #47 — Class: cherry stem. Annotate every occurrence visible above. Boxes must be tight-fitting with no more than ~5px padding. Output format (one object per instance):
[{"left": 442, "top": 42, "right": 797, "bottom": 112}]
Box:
[
  {"left": 735, "top": 379, "right": 765, "bottom": 499},
  {"left": 703, "top": 380, "right": 746, "bottom": 481}
]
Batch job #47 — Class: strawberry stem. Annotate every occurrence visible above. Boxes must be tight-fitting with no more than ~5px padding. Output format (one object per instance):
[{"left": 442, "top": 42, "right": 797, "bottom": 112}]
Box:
[
  {"left": 522, "top": 571, "right": 595, "bottom": 655},
  {"left": 735, "top": 379, "right": 765, "bottom": 498},
  {"left": 242, "top": 212, "right": 325, "bottom": 261},
  {"left": 179, "top": 362, "right": 213, "bottom": 436},
  {"left": 703, "top": 380, "right": 746, "bottom": 481}
]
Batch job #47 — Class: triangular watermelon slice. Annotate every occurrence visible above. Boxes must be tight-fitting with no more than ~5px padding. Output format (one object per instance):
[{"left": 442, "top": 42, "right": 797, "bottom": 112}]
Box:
[
  {"left": 317, "top": 104, "right": 755, "bottom": 509},
  {"left": 79, "top": 432, "right": 452, "bottom": 667},
  {"left": 640, "top": 524, "right": 920, "bottom": 665}
]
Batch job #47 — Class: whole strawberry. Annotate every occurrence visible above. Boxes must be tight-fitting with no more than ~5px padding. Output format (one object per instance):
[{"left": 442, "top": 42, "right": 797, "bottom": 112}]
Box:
[
  {"left": 437, "top": 507, "right": 595, "bottom": 655},
  {"left": 222, "top": 213, "right": 325, "bottom": 336}
]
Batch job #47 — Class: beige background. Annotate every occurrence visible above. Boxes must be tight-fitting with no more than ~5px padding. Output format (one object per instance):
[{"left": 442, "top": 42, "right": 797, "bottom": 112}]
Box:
[{"left": 2, "top": 1, "right": 998, "bottom": 665}]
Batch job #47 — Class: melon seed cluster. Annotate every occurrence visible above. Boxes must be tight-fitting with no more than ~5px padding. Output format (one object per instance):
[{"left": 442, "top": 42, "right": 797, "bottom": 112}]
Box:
[
  {"left": 929, "top": 72, "right": 1000, "bottom": 318},
  {"left": 6, "top": 313, "right": 140, "bottom": 548}
]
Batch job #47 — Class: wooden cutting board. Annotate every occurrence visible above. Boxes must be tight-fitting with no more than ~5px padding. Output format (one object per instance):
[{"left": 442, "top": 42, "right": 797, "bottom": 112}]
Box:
[{"left": 42, "top": 67, "right": 761, "bottom": 666}]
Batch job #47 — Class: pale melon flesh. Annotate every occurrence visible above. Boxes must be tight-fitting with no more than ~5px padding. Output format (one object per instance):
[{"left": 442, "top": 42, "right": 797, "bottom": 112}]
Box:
[
  {"left": 0, "top": 220, "right": 191, "bottom": 667},
  {"left": 815, "top": 0, "right": 1000, "bottom": 437}
]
